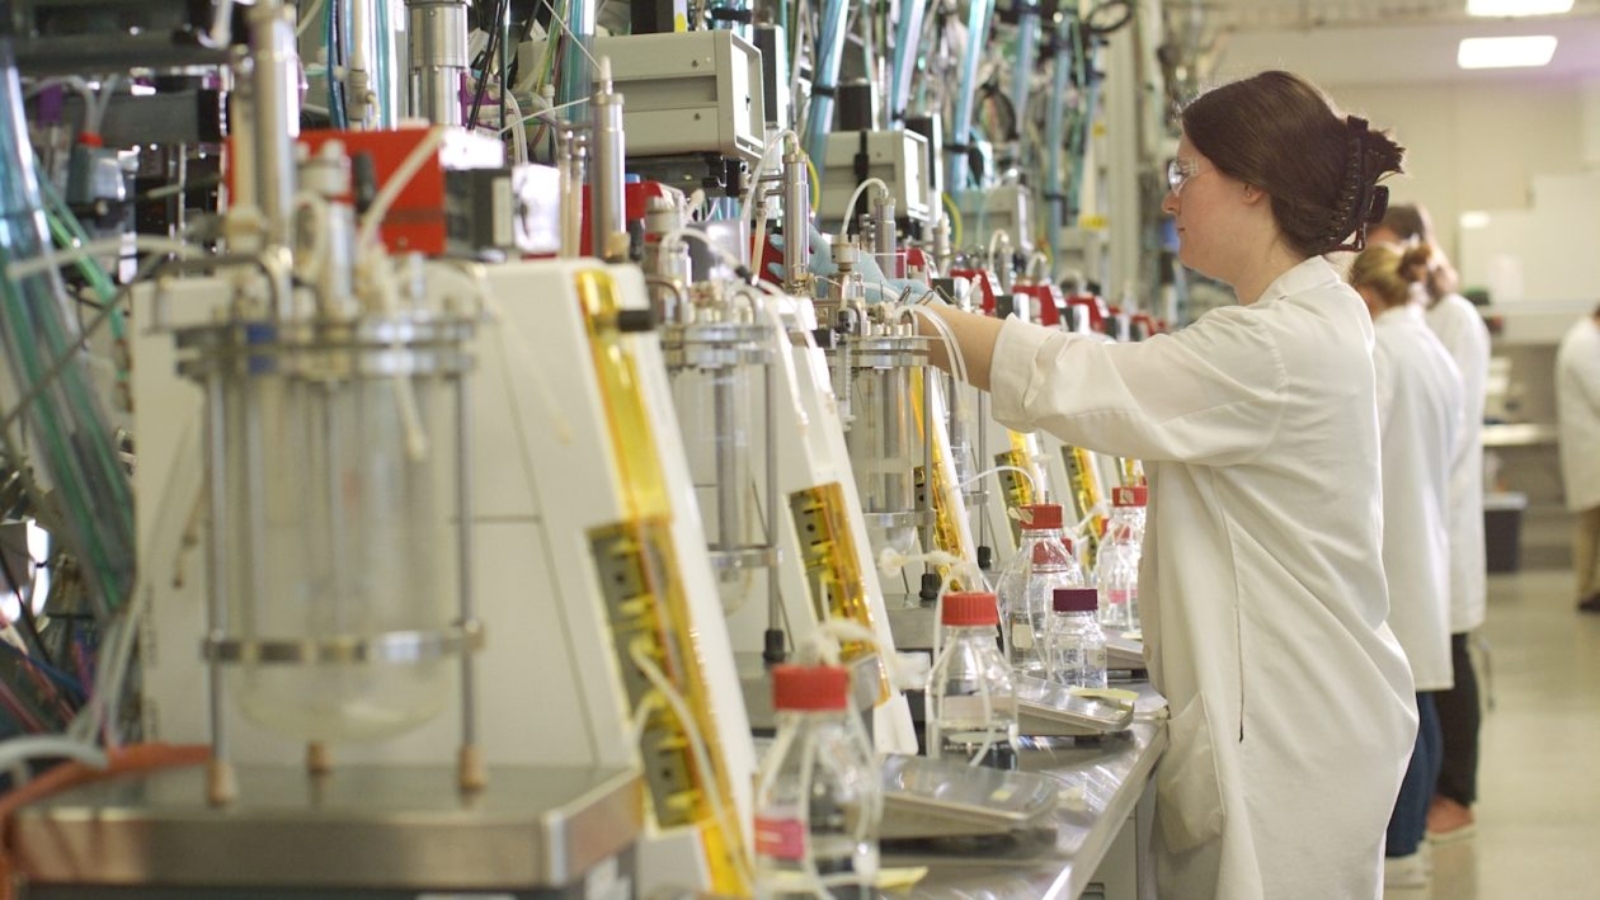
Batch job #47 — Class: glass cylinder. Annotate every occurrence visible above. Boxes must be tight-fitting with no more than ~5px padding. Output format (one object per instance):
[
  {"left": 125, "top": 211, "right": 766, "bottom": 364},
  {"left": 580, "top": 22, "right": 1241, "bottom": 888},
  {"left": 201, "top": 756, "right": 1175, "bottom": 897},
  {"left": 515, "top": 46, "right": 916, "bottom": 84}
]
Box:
[
  {"left": 204, "top": 323, "right": 460, "bottom": 743},
  {"left": 847, "top": 366, "right": 919, "bottom": 521},
  {"left": 671, "top": 363, "right": 757, "bottom": 605}
]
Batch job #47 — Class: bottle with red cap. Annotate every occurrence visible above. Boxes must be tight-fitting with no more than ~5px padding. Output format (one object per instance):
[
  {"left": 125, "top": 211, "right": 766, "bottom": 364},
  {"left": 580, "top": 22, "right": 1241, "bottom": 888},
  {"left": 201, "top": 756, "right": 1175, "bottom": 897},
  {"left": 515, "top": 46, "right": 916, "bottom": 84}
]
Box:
[
  {"left": 926, "top": 592, "right": 1019, "bottom": 769},
  {"left": 754, "top": 664, "right": 881, "bottom": 899},
  {"left": 1096, "top": 485, "right": 1147, "bottom": 632},
  {"left": 1044, "top": 587, "right": 1108, "bottom": 689},
  {"left": 994, "top": 503, "right": 1085, "bottom": 678}
]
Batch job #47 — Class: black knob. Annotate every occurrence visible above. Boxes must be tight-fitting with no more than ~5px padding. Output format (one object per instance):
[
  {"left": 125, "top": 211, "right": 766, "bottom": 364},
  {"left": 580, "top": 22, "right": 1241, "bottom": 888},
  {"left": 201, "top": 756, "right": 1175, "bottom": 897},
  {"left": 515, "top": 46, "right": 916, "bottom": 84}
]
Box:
[
  {"left": 763, "top": 629, "right": 787, "bottom": 665},
  {"left": 352, "top": 152, "right": 379, "bottom": 217},
  {"left": 977, "top": 545, "right": 994, "bottom": 571},
  {"left": 615, "top": 308, "right": 656, "bottom": 333},
  {"left": 919, "top": 572, "right": 942, "bottom": 606}
]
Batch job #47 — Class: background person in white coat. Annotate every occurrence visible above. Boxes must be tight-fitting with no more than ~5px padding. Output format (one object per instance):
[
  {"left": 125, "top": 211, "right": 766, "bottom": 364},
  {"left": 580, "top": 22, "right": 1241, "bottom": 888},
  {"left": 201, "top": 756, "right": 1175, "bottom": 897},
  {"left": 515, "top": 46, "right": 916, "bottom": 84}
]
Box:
[
  {"left": 917, "top": 70, "right": 1417, "bottom": 900},
  {"left": 1348, "top": 241, "right": 1463, "bottom": 889},
  {"left": 1556, "top": 304, "right": 1600, "bottom": 612},
  {"left": 1368, "top": 204, "right": 1489, "bottom": 841}
]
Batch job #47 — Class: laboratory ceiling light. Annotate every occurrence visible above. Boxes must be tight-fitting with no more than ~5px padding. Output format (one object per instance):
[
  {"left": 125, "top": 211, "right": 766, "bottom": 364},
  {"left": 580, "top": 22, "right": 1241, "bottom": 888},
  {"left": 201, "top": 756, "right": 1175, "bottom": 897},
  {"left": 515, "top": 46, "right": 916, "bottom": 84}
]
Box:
[
  {"left": 1467, "top": 0, "right": 1573, "bottom": 16},
  {"left": 1457, "top": 35, "right": 1558, "bottom": 68}
]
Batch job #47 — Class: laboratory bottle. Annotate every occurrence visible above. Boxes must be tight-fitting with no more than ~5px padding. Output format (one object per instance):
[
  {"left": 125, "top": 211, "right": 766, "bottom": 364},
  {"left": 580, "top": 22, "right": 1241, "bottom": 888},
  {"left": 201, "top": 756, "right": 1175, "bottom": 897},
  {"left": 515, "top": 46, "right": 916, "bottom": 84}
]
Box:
[
  {"left": 926, "top": 592, "right": 1019, "bottom": 770},
  {"left": 754, "top": 664, "right": 882, "bottom": 900},
  {"left": 1096, "top": 486, "right": 1146, "bottom": 632},
  {"left": 994, "top": 503, "right": 1084, "bottom": 678},
  {"left": 1044, "top": 587, "right": 1108, "bottom": 689}
]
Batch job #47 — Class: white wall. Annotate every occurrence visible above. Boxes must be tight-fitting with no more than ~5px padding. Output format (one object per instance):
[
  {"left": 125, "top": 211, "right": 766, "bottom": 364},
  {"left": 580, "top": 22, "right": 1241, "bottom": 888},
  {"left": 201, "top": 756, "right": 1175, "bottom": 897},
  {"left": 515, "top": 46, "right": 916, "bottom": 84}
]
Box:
[{"left": 1333, "top": 80, "right": 1589, "bottom": 285}]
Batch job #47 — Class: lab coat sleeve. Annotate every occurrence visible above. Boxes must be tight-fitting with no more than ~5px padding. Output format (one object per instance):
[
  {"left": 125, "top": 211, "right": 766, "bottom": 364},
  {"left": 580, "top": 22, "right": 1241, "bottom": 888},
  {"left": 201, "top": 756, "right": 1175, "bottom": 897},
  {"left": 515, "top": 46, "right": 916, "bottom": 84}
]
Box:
[{"left": 987, "top": 310, "right": 1286, "bottom": 465}]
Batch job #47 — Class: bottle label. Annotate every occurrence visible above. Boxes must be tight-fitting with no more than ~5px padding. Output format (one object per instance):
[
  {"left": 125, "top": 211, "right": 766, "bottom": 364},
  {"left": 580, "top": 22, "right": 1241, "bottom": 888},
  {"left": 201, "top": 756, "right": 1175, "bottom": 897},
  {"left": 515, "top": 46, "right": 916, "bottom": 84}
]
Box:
[
  {"left": 754, "top": 815, "right": 807, "bottom": 861},
  {"left": 1104, "top": 588, "right": 1133, "bottom": 606},
  {"left": 1012, "top": 622, "right": 1035, "bottom": 650}
]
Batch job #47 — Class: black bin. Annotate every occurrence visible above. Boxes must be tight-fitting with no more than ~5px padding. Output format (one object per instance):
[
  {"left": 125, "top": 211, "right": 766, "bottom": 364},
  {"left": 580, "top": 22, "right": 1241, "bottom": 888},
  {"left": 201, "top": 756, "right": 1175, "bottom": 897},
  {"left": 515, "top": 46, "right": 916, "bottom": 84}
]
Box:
[{"left": 1484, "top": 492, "right": 1527, "bottom": 574}]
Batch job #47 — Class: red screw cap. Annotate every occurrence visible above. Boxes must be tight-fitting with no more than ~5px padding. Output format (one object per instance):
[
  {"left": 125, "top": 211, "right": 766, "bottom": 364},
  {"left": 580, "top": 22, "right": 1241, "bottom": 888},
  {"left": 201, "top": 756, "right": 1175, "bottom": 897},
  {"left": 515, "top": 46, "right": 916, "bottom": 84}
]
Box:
[
  {"left": 771, "top": 664, "right": 851, "bottom": 711},
  {"left": 942, "top": 592, "right": 1000, "bottom": 627},
  {"left": 1020, "top": 503, "right": 1063, "bottom": 530},
  {"left": 1112, "top": 486, "right": 1148, "bottom": 507}
]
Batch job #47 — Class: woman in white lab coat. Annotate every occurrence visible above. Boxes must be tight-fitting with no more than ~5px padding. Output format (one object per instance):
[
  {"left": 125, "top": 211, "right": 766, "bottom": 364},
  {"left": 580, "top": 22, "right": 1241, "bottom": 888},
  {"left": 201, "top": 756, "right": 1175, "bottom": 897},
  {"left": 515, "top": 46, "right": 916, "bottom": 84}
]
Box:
[
  {"left": 1348, "top": 241, "right": 1462, "bottom": 888},
  {"left": 920, "top": 71, "right": 1417, "bottom": 899},
  {"left": 1556, "top": 303, "right": 1600, "bottom": 611},
  {"left": 1368, "top": 204, "right": 1489, "bottom": 840}
]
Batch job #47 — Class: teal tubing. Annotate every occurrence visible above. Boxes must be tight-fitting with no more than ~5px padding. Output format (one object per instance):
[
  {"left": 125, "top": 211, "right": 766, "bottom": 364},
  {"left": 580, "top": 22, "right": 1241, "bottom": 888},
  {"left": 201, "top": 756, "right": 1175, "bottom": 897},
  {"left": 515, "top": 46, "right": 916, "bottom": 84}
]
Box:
[
  {"left": 889, "top": 0, "right": 927, "bottom": 122},
  {"left": 947, "top": 0, "right": 994, "bottom": 190},
  {"left": 803, "top": 0, "right": 848, "bottom": 165},
  {"left": 0, "top": 43, "right": 134, "bottom": 617},
  {"left": 1044, "top": 13, "right": 1072, "bottom": 255},
  {"left": 1010, "top": 7, "right": 1038, "bottom": 132},
  {"left": 556, "top": 0, "right": 593, "bottom": 124}
]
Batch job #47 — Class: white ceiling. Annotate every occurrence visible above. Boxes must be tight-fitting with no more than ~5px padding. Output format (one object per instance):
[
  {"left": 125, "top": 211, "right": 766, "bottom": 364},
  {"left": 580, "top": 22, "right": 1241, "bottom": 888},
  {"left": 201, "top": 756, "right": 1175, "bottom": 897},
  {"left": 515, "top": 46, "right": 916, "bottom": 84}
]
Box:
[{"left": 1172, "top": 0, "right": 1600, "bottom": 86}]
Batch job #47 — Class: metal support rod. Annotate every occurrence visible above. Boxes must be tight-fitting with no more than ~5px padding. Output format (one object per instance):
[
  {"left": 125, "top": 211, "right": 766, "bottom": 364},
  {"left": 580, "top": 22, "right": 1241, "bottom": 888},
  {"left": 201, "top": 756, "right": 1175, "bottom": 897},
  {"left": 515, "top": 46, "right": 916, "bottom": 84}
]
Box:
[
  {"left": 203, "top": 375, "right": 235, "bottom": 806},
  {"left": 764, "top": 355, "right": 781, "bottom": 643},
  {"left": 872, "top": 194, "right": 897, "bottom": 279},
  {"left": 782, "top": 136, "right": 811, "bottom": 294},
  {"left": 455, "top": 373, "right": 486, "bottom": 791},
  {"left": 590, "top": 65, "right": 627, "bottom": 262},
  {"left": 919, "top": 364, "right": 934, "bottom": 556},
  {"left": 560, "top": 130, "right": 587, "bottom": 259},
  {"left": 881, "top": 369, "right": 906, "bottom": 514},
  {"left": 407, "top": 0, "right": 468, "bottom": 126},
  {"left": 977, "top": 389, "right": 991, "bottom": 556},
  {"left": 246, "top": 0, "right": 300, "bottom": 249},
  {"left": 713, "top": 371, "right": 742, "bottom": 552}
]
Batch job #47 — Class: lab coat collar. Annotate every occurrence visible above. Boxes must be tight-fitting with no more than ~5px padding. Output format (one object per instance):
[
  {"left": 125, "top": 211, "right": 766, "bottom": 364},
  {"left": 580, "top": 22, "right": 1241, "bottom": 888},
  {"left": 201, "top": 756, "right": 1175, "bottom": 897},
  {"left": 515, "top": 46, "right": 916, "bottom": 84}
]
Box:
[
  {"left": 1374, "top": 303, "right": 1426, "bottom": 328},
  {"left": 1252, "top": 257, "right": 1341, "bottom": 308}
]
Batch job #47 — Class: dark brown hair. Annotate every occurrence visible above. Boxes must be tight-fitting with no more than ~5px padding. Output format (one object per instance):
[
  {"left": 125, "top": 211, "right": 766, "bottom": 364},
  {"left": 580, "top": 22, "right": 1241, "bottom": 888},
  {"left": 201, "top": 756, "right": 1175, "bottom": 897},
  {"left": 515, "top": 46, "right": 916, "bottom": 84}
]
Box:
[
  {"left": 1378, "top": 203, "right": 1460, "bottom": 302},
  {"left": 1181, "top": 71, "right": 1405, "bottom": 258}
]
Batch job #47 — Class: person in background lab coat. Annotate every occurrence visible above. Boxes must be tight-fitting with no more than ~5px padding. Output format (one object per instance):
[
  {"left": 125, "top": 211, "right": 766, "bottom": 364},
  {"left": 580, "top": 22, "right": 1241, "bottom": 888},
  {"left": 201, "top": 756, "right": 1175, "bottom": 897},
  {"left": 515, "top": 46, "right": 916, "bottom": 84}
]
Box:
[
  {"left": 917, "top": 70, "right": 1417, "bottom": 899},
  {"left": 1348, "top": 241, "right": 1462, "bottom": 889},
  {"left": 1368, "top": 204, "right": 1489, "bottom": 841},
  {"left": 1556, "top": 303, "right": 1600, "bottom": 613}
]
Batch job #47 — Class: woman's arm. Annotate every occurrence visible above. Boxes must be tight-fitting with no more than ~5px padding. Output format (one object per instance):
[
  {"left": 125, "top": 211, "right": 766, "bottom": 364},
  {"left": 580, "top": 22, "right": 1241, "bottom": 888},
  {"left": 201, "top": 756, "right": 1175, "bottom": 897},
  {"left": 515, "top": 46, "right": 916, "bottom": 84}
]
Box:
[{"left": 921, "top": 303, "right": 1007, "bottom": 391}]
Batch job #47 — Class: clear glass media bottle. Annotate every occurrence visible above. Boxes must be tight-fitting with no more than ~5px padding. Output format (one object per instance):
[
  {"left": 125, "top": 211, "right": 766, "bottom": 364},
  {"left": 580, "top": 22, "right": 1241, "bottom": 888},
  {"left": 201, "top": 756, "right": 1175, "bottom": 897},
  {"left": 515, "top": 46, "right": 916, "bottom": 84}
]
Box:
[
  {"left": 754, "top": 664, "right": 882, "bottom": 899},
  {"left": 1096, "top": 485, "right": 1146, "bottom": 632},
  {"left": 1044, "top": 587, "right": 1108, "bottom": 689},
  {"left": 995, "top": 503, "right": 1083, "bottom": 678},
  {"left": 926, "top": 592, "right": 1019, "bottom": 769}
]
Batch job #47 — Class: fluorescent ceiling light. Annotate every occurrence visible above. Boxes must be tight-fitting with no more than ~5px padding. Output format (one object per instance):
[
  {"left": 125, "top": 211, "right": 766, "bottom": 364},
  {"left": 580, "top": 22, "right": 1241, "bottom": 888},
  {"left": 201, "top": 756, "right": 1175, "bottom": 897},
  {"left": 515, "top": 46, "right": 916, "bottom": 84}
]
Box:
[
  {"left": 1467, "top": 0, "right": 1573, "bottom": 16},
  {"left": 1457, "top": 35, "right": 1558, "bottom": 68},
  {"left": 1460, "top": 211, "right": 1492, "bottom": 229}
]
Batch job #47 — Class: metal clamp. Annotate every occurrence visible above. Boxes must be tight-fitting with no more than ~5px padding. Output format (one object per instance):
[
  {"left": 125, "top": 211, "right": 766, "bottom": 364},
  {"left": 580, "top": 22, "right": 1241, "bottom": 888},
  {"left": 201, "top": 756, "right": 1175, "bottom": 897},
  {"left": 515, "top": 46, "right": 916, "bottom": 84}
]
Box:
[
  {"left": 709, "top": 546, "right": 780, "bottom": 573},
  {"left": 203, "top": 619, "right": 485, "bottom": 665}
]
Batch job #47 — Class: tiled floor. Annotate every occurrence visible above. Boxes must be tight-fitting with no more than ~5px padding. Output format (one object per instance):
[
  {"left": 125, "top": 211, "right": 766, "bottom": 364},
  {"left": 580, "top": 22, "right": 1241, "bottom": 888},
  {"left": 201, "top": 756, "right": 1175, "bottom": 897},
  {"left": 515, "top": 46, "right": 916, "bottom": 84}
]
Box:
[{"left": 1387, "top": 567, "right": 1600, "bottom": 899}]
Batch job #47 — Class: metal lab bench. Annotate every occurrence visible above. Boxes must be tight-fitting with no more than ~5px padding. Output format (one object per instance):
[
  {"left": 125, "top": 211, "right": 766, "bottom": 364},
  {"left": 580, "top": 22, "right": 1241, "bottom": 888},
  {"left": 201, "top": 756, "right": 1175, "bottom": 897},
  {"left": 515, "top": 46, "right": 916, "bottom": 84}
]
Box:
[{"left": 892, "top": 685, "right": 1167, "bottom": 900}]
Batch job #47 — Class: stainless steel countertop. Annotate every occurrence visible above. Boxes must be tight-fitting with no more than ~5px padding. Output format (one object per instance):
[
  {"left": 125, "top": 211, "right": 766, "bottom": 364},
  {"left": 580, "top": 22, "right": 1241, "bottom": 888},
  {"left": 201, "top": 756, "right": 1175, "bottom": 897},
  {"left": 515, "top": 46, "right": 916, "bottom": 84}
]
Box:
[
  {"left": 893, "top": 685, "right": 1168, "bottom": 900},
  {"left": 10, "top": 764, "right": 641, "bottom": 891},
  {"left": 1481, "top": 423, "right": 1559, "bottom": 447}
]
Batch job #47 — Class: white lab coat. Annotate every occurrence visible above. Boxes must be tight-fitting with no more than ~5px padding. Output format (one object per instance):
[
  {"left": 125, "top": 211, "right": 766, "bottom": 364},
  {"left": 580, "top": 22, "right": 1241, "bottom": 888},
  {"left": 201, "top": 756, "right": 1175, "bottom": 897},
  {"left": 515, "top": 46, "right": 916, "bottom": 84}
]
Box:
[
  {"left": 988, "top": 257, "right": 1416, "bottom": 900},
  {"left": 1426, "top": 295, "right": 1489, "bottom": 633},
  {"left": 1373, "top": 304, "right": 1461, "bottom": 691},
  {"left": 1556, "top": 316, "right": 1600, "bottom": 512}
]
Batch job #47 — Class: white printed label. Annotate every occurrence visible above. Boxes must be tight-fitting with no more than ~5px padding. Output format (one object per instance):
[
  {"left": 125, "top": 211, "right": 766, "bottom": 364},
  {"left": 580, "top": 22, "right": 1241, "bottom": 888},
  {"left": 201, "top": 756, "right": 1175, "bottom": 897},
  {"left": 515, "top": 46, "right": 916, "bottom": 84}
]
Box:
[{"left": 1012, "top": 623, "right": 1035, "bottom": 650}]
